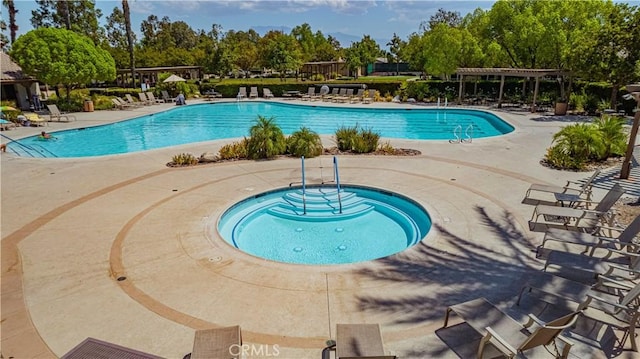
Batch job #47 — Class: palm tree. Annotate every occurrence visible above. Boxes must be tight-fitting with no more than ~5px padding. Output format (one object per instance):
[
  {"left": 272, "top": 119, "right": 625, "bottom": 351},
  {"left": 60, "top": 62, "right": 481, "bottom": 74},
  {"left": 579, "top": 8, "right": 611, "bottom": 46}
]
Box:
[
  {"left": 122, "top": 0, "right": 136, "bottom": 88},
  {"left": 2, "top": 0, "right": 18, "bottom": 44},
  {"left": 247, "top": 116, "right": 286, "bottom": 159},
  {"left": 552, "top": 123, "right": 604, "bottom": 162},
  {"left": 287, "top": 127, "right": 323, "bottom": 158},
  {"left": 594, "top": 115, "right": 627, "bottom": 159}
]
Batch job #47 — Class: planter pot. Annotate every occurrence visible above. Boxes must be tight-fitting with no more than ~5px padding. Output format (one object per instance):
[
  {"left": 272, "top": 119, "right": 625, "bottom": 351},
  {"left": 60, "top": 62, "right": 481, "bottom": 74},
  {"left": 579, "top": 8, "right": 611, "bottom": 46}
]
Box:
[{"left": 554, "top": 102, "right": 568, "bottom": 116}]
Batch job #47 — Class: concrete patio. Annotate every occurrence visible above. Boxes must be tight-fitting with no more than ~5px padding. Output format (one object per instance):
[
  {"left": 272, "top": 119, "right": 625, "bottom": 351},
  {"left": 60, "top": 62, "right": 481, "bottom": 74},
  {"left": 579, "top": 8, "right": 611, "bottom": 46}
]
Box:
[{"left": 2, "top": 98, "right": 639, "bottom": 358}]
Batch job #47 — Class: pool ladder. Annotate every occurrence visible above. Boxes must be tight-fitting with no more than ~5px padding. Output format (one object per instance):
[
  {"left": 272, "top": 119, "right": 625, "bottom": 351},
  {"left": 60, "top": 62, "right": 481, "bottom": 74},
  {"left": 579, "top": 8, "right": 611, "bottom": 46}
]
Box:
[
  {"left": 449, "top": 124, "right": 473, "bottom": 144},
  {"left": 289, "top": 156, "right": 343, "bottom": 215}
]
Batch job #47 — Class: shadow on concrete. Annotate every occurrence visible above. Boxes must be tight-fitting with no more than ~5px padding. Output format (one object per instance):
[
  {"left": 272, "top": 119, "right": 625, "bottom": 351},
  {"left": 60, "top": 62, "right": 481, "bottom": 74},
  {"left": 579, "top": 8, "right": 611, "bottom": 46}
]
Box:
[{"left": 355, "top": 205, "right": 634, "bottom": 358}]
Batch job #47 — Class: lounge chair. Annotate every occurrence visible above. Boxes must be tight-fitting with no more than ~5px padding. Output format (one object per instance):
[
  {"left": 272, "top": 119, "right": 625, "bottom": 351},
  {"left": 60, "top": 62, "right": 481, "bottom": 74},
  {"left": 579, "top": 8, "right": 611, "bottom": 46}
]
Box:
[
  {"left": 138, "top": 92, "right": 153, "bottom": 105},
  {"left": 236, "top": 87, "right": 247, "bottom": 100},
  {"left": 162, "top": 90, "right": 177, "bottom": 102},
  {"left": 111, "top": 98, "right": 134, "bottom": 110},
  {"left": 263, "top": 88, "right": 274, "bottom": 99},
  {"left": 352, "top": 89, "right": 365, "bottom": 103},
  {"left": 333, "top": 88, "right": 347, "bottom": 102},
  {"left": 539, "top": 214, "right": 640, "bottom": 254},
  {"left": 301, "top": 87, "right": 315, "bottom": 101},
  {"left": 528, "top": 184, "right": 625, "bottom": 233},
  {"left": 188, "top": 325, "right": 241, "bottom": 359},
  {"left": 517, "top": 274, "right": 640, "bottom": 351},
  {"left": 24, "top": 113, "right": 48, "bottom": 126},
  {"left": 323, "top": 88, "right": 339, "bottom": 102},
  {"left": 522, "top": 170, "right": 600, "bottom": 206},
  {"left": 46, "top": 104, "right": 77, "bottom": 122},
  {"left": 146, "top": 92, "right": 165, "bottom": 103},
  {"left": 443, "top": 297, "right": 581, "bottom": 358},
  {"left": 249, "top": 87, "right": 259, "bottom": 99},
  {"left": 0, "top": 118, "right": 17, "bottom": 130},
  {"left": 62, "top": 337, "right": 162, "bottom": 359},
  {"left": 362, "top": 89, "right": 375, "bottom": 104},
  {"left": 125, "top": 94, "right": 143, "bottom": 106},
  {"left": 333, "top": 324, "right": 395, "bottom": 359}
]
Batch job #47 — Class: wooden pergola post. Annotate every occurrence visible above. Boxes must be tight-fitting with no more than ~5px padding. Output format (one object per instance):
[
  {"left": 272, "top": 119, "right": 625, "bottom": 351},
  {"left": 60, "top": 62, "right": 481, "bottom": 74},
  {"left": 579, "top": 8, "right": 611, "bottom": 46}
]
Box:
[
  {"left": 458, "top": 75, "right": 464, "bottom": 105},
  {"left": 532, "top": 76, "right": 540, "bottom": 113},
  {"left": 498, "top": 75, "right": 505, "bottom": 108}
]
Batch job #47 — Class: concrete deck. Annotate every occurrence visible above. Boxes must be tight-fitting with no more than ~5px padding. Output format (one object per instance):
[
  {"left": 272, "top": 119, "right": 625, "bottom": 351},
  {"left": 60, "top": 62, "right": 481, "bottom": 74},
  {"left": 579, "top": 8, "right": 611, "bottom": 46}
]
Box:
[{"left": 2, "top": 99, "right": 639, "bottom": 358}]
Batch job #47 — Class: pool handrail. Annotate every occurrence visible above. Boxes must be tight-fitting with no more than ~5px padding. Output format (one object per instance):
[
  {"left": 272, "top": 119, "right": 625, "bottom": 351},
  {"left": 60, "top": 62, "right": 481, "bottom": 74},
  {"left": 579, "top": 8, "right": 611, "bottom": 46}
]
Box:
[
  {"left": 301, "top": 156, "right": 307, "bottom": 215},
  {"left": 0, "top": 133, "right": 56, "bottom": 157},
  {"left": 333, "top": 156, "right": 342, "bottom": 214}
]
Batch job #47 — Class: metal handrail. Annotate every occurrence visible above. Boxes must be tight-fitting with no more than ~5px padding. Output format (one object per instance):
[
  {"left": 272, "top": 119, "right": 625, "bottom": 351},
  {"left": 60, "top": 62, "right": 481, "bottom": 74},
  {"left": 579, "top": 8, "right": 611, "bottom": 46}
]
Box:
[
  {"left": 333, "top": 156, "right": 342, "bottom": 214},
  {"left": 0, "top": 133, "right": 53, "bottom": 157},
  {"left": 301, "top": 156, "right": 306, "bottom": 215}
]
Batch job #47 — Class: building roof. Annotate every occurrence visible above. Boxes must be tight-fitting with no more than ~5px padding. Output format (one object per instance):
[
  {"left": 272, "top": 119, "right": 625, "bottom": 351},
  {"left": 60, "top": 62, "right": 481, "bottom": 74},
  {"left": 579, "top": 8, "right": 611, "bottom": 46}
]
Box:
[
  {"left": 456, "top": 67, "right": 570, "bottom": 78},
  {"left": 1, "top": 52, "right": 36, "bottom": 83}
]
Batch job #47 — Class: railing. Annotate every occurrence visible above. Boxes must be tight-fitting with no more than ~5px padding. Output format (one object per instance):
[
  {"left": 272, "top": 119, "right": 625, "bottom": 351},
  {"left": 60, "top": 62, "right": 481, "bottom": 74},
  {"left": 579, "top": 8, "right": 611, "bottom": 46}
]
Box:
[
  {"left": 333, "top": 156, "right": 342, "bottom": 214},
  {"left": 301, "top": 156, "right": 307, "bottom": 214},
  {"left": 0, "top": 133, "right": 56, "bottom": 157},
  {"left": 449, "top": 125, "right": 462, "bottom": 143},
  {"left": 464, "top": 124, "right": 474, "bottom": 143}
]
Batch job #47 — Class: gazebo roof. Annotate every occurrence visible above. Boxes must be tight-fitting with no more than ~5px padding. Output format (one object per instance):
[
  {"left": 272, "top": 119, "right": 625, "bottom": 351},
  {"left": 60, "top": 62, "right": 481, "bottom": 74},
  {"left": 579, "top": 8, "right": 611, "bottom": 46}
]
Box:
[
  {"left": 457, "top": 67, "right": 570, "bottom": 78},
  {"left": 0, "top": 52, "right": 36, "bottom": 83}
]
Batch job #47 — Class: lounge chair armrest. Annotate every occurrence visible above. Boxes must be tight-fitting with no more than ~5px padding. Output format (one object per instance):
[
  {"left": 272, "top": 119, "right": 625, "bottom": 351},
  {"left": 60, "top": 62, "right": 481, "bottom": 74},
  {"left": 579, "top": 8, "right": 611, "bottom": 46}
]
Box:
[
  {"left": 556, "top": 335, "right": 575, "bottom": 359},
  {"left": 607, "top": 248, "right": 640, "bottom": 257},
  {"left": 586, "top": 293, "right": 632, "bottom": 311},
  {"left": 524, "top": 313, "right": 546, "bottom": 328},
  {"left": 483, "top": 327, "right": 518, "bottom": 356},
  {"left": 597, "top": 275, "right": 634, "bottom": 289}
]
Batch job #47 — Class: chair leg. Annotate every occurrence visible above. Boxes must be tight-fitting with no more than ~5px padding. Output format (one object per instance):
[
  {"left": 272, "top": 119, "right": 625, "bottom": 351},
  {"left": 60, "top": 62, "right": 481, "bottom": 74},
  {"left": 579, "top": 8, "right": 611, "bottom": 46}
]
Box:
[
  {"left": 516, "top": 285, "right": 530, "bottom": 306},
  {"left": 443, "top": 307, "right": 454, "bottom": 328}
]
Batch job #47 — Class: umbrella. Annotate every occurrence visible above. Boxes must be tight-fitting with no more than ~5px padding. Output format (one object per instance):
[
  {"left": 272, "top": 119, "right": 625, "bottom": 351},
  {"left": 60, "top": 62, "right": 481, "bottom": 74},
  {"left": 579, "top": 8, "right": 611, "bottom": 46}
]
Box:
[
  {"left": 0, "top": 105, "right": 17, "bottom": 111},
  {"left": 163, "top": 74, "right": 186, "bottom": 83}
]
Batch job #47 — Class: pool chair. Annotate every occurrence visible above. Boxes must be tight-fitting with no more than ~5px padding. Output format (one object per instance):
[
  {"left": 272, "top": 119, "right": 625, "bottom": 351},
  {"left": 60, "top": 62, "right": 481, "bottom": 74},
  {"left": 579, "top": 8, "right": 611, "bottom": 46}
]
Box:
[
  {"left": 263, "top": 88, "right": 274, "bottom": 99},
  {"left": 522, "top": 169, "right": 600, "bottom": 206},
  {"left": 187, "top": 325, "right": 241, "bottom": 359},
  {"left": 326, "top": 324, "right": 395, "bottom": 359},
  {"left": 24, "top": 113, "right": 49, "bottom": 126},
  {"left": 236, "top": 87, "right": 247, "bottom": 100},
  {"left": 138, "top": 92, "right": 153, "bottom": 105},
  {"left": 111, "top": 98, "right": 133, "bottom": 110},
  {"left": 362, "top": 89, "right": 376, "bottom": 104},
  {"left": 528, "top": 184, "right": 625, "bottom": 233},
  {"left": 61, "top": 337, "right": 162, "bottom": 359},
  {"left": 539, "top": 214, "right": 640, "bottom": 254},
  {"left": 517, "top": 274, "right": 640, "bottom": 352},
  {"left": 0, "top": 118, "right": 16, "bottom": 130},
  {"left": 323, "top": 88, "right": 339, "bottom": 102},
  {"left": 301, "top": 87, "right": 315, "bottom": 101},
  {"left": 249, "top": 86, "right": 259, "bottom": 99},
  {"left": 146, "top": 92, "right": 165, "bottom": 103},
  {"left": 443, "top": 297, "right": 581, "bottom": 359},
  {"left": 46, "top": 104, "right": 77, "bottom": 122},
  {"left": 162, "top": 90, "right": 177, "bottom": 102}
]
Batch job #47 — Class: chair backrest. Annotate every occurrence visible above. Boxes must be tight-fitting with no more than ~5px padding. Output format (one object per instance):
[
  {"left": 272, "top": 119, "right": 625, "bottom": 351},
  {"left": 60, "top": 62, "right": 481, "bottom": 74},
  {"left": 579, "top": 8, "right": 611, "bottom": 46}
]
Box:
[
  {"left": 619, "top": 282, "right": 640, "bottom": 310},
  {"left": 519, "top": 311, "right": 582, "bottom": 351},
  {"left": 331, "top": 88, "right": 339, "bottom": 95},
  {"left": 307, "top": 87, "right": 315, "bottom": 95},
  {"left": 263, "top": 88, "right": 272, "bottom": 97},
  {"left": 346, "top": 89, "right": 354, "bottom": 96},
  {"left": 338, "top": 88, "right": 347, "bottom": 96},
  {"left": 147, "top": 92, "right": 156, "bottom": 100},
  {"left": 138, "top": 92, "right": 148, "bottom": 102},
  {"left": 125, "top": 94, "right": 136, "bottom": 103},
  {"left": 191, "top": 325, "right": 241, "bottom": 359},
  {"left": 355, "top": 89, "right": 364, "bottom": 98},
  {"left": 618, "top": 214, "right": 640, "bottom": 245},
  {"left": 47, "top": 104, "right": 60, "bottom": 115},
  {"left": 593, "top": 184, "right": 625, "bottom": 213},
  {"left": 581, "top": 169, "right": 602, "bottom": 191},
  {"left": 250, "top": 87, "right": 258, "bottom": 94},
  {"left": 111, "top": 98, "right": 121, "bottom": 107},
  {"left": 238, "top": 87, "right": 246, "bottom": 95},
  {"left": 161, "top": 90, "right": 170, "bottom": 100}
]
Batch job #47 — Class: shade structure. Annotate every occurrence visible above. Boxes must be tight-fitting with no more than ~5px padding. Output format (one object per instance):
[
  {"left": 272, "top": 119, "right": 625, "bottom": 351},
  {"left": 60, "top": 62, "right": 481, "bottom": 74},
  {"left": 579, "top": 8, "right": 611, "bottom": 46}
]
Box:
[{"left": 163, "top": 74, "right": 186, "bottom": 83}]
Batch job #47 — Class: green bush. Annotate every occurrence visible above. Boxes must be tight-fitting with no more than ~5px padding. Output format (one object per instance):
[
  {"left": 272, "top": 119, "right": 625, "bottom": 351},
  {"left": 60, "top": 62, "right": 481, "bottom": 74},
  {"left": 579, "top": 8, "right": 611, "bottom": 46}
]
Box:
[
  {"left": 246, "top": 115, "right": 286, "bottom": 159},
  {"left": 286, "top": 127, "right": 323, "bottom": 158},
  {"left": 594, "top": 115, "right": 627, "bottom": 159},
  {"left": 545, "top": 146, "right": 586, "bottom": 170},
  {"left": 335, "top": 125, "right": 359, "bottom": 151},
  {"left": 171, "top": 153, "right": 199, "bottom": 166},
  {"left": 218, "top": 138, "right": 248, "bottom": 160}
]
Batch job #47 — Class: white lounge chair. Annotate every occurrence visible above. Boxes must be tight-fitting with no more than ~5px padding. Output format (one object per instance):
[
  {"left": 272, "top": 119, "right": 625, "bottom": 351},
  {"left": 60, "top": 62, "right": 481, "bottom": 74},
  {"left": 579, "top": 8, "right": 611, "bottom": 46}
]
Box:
[
  {"left": 138, "top": 92, "right": 153, "bottom": 105},
  {"left": 237, "top": 87, "right": 247, "bottom": 100},
  {"left": 522, "top": 170, "right": 600, "bottom": 206},
  {"left": 263, "top": 88, "right": 274, "bottom": 99},
  {"left": 162, "top": 90, "right": 177, "bottom": 102},
  {"left": 146, "top": 92, "right": 165, "bottom": 103},
  {"left": 249, "top": 87, "right": 259, "bottom": 99},
  {"left": 46, "top": 104, "right": 77, "bottom": 122}
]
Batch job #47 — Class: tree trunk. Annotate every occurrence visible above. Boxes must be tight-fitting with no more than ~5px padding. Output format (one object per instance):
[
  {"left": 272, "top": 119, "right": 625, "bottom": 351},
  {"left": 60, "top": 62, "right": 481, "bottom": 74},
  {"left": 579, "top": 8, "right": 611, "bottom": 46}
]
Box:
[{"left": 122, "top": 0, "right": 135, "bottom": 89}]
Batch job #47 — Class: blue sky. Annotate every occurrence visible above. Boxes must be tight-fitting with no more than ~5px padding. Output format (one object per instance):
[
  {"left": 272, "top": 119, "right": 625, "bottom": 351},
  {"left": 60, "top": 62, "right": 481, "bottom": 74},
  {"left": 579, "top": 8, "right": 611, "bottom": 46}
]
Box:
[{"left": 8, "top": 0, "right": 496, "bottom": 43}]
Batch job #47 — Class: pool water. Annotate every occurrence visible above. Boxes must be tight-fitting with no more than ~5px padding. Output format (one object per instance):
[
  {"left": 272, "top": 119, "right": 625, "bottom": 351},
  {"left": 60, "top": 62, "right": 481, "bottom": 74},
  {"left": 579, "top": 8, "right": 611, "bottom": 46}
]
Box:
[
  {"left": 13, "top": 102, "right": 513, "bottom": 158},
  {"left": 217, "top": 185, "right": 432, "bottom": 265}
]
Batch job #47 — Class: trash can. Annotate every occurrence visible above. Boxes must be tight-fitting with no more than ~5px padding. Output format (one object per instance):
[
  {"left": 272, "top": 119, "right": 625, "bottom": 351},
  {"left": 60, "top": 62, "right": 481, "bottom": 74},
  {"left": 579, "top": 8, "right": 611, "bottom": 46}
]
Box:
[{"left": 83, "top": 99, "right": 94, "bottom": 112}]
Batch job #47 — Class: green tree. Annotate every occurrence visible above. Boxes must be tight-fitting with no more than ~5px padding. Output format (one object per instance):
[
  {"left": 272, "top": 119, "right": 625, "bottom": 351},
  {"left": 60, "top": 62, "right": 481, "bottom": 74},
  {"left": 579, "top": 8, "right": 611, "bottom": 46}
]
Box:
[
  {"left": 3, "top": 0, "right": 18, "bottom": 45},
  {"left": 122, "top": 0, "right": 135, "bottom": 88},
  {"left": 344, "top": 35, "right": 382, "bottom": 77},
  {"left": 223, "top": 29, "right": 260, "bottom": 77},
  {"left": 426, "top": 8, "right": 462, "bottom": 30},
  {"left": 31, "top": 0, "right": 104, "bottom": 44},
  {"left": 10, "top": 27, "right": 116, "bottom": 102},
  {"left": 0, "top": 19, "right": 7, "bottom": 50},
  {"left": 386, "top": 33, "right": 406, "bottom": 75},
  {"left": 259, "top": 31, "right": 303, "bottom": 80},
  {"left": 247, "top": 116, "right": 286, "bottom": 159}
]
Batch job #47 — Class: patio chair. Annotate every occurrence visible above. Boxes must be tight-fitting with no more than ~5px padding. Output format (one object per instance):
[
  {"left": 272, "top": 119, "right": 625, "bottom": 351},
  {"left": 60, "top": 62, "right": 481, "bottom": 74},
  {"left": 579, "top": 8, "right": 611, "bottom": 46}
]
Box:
[
  {"left": 46, "top": 104, "right": 77, "bottom": 122},
  {"left": 146, "top": 92, "right": 165, "bottom": 103},
  {"left": 362, "top": 89, "right": 375, "bottom": 104},
  {"left": 522, "top": 169, "right": 600, "bottom": 206},
  {"left": 333, "top": 324, "right": 395, "bottom": 359},
  {"left": 539, "top": 214, "right": 640, "bottom": 254},
  {"left": 352, "top": 89, "right": 365, "bottom": 103},
  {"left": 517, "top": 274, "right": 640, "bottom": 351},
  {"left": 301, "top": 87, "right": 315, "bottom": 101},
  {"left": 263, "top": 88, "right": 274, "bottom": 99},
  {"left": 236, "top": 87, "right": 247, "bottom": 100},
  {"left": 111, "top": 98, "right": 134, "bottom": 110},
  {"left": 138, "top": 92, "right": 153, "bottom": 105},
  {"left": 162, "top": 90, "right": 177, "bottom": 102},
  {"left": 323, "top": 88, "right": 339, "bottom": 102},
  {"left": 249, "top": 86, "right": 259, "bottom": 99},
  {"left": 188, "top": 325, "right": 241, "bottom": 359},
  {"left": 528, "top": 184, "right": 625, "bottom": 233},
  {"left": 333, "top": 88, "right": 347, "bottom": 102},
  {"left": 62, "top": 337, "right": 162, "bottom": 359},
  {"left": 24, "top": 113, "right": 48, "bottom": 126},
  {"left": 442, "top": 297, "right": 580, "bottom": 359}
]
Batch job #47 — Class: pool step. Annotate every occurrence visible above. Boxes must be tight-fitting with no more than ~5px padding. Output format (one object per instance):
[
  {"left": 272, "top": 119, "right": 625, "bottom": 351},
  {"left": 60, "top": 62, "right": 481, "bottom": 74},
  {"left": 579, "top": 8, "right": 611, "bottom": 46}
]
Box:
[{"left": 267, "top": 202, "right": 374, "bottom": 221}]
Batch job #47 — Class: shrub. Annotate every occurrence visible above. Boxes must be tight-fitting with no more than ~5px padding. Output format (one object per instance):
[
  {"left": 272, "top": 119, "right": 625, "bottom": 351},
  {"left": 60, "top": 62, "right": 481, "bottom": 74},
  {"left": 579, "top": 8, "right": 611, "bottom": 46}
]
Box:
[
  {"left": 551, "top": 123, "right": 604, "bottom": 162},
  {"left": 218, "top": 138, "right": 248, "bottom": 160},
  {"left": 545, "top": 146, "right": 586, "bottom": 170},
  {"left": 594, "top": 115, "right": 627, "bottom": 159},
  {"left": 335, "top": 125, "right": 359, "bottom": 151},
  {"left": 377, "top": 141, "right": 395, "bottom": 154},
  {"left": 171, "top": 153, "right": 199, "bottom": 166},
  {"left": 286, "top": 127, "right": 323, "bottom": 158},
  {"left": 246, "top": 115, "right": 286, "bottom": 159},
  {"left": 353, "top": 127, "right": 380, "bottom": 153}
]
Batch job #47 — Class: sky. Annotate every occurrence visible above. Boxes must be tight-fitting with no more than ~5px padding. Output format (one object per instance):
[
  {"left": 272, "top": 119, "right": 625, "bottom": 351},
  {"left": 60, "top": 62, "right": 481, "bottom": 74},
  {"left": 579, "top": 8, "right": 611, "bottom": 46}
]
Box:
[{"left": 6, "top": 0, "right": 497, "bottom": 44}]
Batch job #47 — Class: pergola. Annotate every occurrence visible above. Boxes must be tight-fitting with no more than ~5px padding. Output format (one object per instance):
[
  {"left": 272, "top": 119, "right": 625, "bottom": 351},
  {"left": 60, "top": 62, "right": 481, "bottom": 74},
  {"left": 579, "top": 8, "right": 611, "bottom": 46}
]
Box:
[{"left": 456, "top": 68, "right": 571, "bottom": 112}]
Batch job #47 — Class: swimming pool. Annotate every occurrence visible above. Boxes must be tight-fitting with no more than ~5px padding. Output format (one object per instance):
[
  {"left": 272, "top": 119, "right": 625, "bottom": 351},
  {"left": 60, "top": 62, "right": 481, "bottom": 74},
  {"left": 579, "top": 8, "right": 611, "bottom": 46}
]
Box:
[
  {"left": 217, "top": 185, "right": 432, "bottom": 265},
  {"left": 13, "top": 102, "right": 514, "bottom": 158}
]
